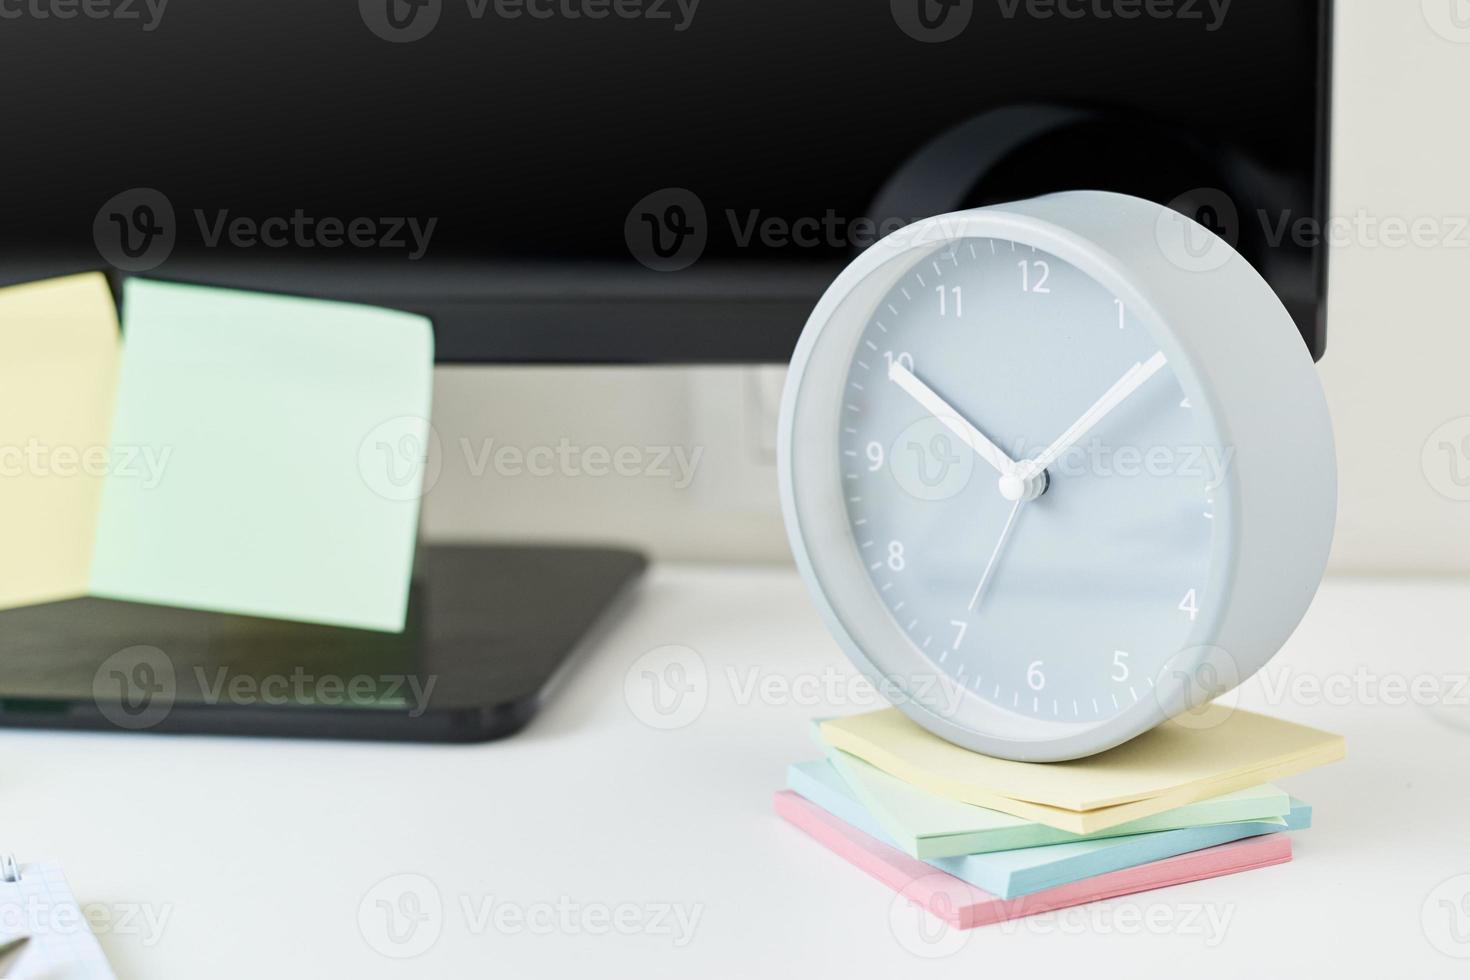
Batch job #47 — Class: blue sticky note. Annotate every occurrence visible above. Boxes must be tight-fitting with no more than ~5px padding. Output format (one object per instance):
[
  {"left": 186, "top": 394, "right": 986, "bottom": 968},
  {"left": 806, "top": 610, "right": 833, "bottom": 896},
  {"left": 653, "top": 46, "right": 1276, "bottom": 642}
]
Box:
[{"left": 787, "top": 760, "right": 1310, "bottom": 899}]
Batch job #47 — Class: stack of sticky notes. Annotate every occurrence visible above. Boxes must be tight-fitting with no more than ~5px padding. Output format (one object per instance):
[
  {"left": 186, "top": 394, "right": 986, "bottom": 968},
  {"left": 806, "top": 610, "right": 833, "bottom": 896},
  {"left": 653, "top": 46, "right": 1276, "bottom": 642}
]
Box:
[{"left": 776, "top": 707, "right": 1344, "bottom": 929}]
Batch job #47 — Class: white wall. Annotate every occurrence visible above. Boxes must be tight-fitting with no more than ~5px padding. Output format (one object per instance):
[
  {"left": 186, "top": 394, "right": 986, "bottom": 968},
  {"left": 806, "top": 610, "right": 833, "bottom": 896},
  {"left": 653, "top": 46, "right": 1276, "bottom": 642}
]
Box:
[
  {"left": 424, "top": 1, "right": 1470, "bottom": 573},
  {"left": 421, "top": 364, "right": 790, "bottom": 561},
  {"left": 1318, "top": 0, "right": 1470, "bottom": 573}
]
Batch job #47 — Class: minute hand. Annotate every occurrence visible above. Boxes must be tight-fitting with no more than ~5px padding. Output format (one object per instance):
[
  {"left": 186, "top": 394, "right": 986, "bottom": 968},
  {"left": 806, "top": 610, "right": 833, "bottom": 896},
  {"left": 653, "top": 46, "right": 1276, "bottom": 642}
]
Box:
[{"left": 1020, "top": 351, "right": 1168, "bottom": 478}]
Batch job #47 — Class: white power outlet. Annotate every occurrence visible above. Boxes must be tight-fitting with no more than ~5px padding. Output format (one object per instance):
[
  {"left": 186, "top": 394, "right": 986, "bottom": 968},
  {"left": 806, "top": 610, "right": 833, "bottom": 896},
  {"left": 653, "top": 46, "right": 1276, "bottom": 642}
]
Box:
[{"left": 687, "top": 365, "right": 786, "bottom": 514}]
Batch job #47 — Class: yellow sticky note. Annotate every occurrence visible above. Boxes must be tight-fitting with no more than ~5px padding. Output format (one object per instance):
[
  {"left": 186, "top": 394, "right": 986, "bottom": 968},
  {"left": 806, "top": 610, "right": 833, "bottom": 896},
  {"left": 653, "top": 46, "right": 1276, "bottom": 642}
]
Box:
[
  {"left": 819, "top": 708, "right": 1344, "bottom": 834},
  {"left": 0, "top": 274, "right": 121, "bottom": 609}
]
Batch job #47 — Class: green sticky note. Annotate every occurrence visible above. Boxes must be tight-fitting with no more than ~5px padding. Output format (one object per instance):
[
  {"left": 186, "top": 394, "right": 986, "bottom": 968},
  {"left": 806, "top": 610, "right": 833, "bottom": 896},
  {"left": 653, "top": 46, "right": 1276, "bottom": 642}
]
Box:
[{"left": 88, "top": 279, "right": 433, "bottom": 632}]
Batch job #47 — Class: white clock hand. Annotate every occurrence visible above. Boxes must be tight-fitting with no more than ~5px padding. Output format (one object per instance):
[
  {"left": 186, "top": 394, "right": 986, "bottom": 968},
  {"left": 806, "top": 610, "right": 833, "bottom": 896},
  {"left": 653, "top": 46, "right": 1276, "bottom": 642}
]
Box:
[
  {"left": 1019, "top": 351, "right": 1168, "bottom": 479},
  {"left": 888, "top": 361, "right": 1018, "bottom": 477},
  {"left": 968, "top": 499, "right": 1024, "bottom": 612}
]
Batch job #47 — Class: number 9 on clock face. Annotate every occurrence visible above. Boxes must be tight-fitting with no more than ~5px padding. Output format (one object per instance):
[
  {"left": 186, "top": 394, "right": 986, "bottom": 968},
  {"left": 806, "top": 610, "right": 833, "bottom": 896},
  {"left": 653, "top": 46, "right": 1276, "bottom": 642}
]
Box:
[{"left": 779, "top": 192, "right": 1335, "bottom": 761}]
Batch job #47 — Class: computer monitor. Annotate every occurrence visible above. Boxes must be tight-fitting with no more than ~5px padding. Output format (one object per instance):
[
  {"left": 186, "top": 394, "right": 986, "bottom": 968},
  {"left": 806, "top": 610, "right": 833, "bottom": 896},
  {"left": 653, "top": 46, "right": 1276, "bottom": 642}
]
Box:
[
  {"left": 0, "top": 3, "right": 1334, "bottom": 741},
  {"left": 0, "top": 1, "right": 1331, "bottom": 362}
]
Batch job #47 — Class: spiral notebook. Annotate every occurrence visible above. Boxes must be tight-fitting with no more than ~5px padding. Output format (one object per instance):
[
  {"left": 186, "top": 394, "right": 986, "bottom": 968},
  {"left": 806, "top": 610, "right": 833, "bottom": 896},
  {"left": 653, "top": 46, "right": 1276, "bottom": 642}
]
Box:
[{"left": 0, "top": 855, "right": 116, "bottom": 979}]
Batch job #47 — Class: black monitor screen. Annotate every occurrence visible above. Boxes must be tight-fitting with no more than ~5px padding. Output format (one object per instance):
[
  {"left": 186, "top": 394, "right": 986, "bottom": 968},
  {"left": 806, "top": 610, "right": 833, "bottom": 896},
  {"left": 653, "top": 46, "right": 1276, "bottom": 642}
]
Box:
[{"left": 0, "top": 0, "right": 1331, "bottom": 362}]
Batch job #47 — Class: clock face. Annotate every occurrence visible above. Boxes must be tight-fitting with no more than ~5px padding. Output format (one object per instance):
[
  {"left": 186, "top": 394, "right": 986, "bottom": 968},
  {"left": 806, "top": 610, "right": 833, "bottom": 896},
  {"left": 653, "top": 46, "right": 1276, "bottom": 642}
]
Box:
[{"left": 837, "top": 238, "right": 1216, "bottom": 725}]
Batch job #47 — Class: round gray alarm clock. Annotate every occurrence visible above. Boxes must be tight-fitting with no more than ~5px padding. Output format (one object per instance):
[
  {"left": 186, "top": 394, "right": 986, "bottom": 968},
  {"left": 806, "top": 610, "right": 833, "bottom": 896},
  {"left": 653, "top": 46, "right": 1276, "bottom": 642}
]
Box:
[{"left": 778, "top": 191, "right": 1336, "bottom": 762}]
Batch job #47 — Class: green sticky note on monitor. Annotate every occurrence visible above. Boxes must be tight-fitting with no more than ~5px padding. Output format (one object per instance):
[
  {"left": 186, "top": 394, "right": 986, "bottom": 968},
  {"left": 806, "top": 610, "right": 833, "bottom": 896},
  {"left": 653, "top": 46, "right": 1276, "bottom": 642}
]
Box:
[{"left": 88, "top": 280, "right": 433, "bottom": 632}]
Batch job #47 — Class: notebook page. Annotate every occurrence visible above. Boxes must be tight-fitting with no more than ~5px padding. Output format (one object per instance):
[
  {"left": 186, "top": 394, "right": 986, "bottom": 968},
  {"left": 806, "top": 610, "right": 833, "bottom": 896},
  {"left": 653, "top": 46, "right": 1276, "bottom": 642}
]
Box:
[{"left": 0, "top": 862, "right": 116, "bottom": 979}]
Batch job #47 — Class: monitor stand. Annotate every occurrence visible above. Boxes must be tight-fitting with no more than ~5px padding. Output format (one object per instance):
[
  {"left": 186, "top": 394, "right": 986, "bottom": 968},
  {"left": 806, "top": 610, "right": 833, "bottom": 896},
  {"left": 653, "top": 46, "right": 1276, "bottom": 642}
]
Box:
[{"left": 0, "top": 544, "right": 646, "bottom": 742}]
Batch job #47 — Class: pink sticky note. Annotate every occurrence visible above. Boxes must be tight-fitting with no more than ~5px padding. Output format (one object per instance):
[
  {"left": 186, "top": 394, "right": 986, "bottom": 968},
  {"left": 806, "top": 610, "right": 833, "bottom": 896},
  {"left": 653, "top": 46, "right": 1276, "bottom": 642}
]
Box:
[{"left": 774, "top": 790, "right": 1292, "bottom": 930}]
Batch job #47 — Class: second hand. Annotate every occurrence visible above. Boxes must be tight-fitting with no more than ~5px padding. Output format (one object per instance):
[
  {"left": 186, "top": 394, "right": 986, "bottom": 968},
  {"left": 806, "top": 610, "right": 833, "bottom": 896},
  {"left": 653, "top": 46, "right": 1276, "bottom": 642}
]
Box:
[{"left": 968, "top": 498, "right": 1025, "bottom": 612}]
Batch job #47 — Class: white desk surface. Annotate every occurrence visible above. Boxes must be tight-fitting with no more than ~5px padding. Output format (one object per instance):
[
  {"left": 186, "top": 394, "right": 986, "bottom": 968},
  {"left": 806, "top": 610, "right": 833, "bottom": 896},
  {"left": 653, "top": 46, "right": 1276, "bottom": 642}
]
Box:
[{"left": 7, "top": 567, "right": 1470, "bottom": 978}]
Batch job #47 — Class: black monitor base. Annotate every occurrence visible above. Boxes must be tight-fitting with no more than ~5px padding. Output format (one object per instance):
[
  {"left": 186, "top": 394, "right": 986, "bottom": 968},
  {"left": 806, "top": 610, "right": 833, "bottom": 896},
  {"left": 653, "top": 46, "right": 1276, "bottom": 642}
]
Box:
[{"left": 0, "top": 544, "right": 646, "bottom": 742}]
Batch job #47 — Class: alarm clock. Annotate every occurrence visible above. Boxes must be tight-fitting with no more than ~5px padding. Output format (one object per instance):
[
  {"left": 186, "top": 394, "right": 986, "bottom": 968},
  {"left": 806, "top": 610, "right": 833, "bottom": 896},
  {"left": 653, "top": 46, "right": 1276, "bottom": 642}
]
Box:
[{"left": 778, "top": 191, "right": 1335, "bottom": 762}]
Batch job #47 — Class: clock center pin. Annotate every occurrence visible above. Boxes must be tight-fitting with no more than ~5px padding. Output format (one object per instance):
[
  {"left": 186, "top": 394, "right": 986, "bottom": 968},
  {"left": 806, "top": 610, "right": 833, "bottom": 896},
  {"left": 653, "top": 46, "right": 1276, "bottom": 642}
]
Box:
[{"left": 998, "top": 466, "right": 1048, "bottom": 502}]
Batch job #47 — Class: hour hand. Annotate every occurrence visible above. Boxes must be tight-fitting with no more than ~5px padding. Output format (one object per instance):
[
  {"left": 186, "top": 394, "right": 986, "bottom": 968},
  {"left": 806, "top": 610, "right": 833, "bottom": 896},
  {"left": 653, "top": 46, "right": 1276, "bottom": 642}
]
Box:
[{"left": 887, "top": 361, "right": 1017, "bottom": 477}]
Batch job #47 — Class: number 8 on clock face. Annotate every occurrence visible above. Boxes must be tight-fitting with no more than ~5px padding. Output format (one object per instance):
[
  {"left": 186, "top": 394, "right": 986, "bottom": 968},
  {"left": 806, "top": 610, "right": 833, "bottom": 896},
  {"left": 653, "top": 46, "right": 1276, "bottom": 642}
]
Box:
[{"left": 778, "top": 192, "right": 1335, "bottom": 761}]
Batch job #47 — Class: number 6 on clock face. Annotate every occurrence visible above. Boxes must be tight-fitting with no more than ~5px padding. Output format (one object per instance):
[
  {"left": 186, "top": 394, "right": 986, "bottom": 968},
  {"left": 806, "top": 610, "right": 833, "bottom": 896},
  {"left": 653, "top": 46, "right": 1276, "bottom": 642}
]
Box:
[{"left": 778, "top": 192, "right": 1336, "bottom": 761}]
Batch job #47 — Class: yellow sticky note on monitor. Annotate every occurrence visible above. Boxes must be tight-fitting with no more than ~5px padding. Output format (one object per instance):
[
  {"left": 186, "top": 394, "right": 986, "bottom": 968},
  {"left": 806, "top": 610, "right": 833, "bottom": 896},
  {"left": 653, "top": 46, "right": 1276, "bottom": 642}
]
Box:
[
  {"left": 819, "top": 708, "right": 1344, "bottom": 834},
  {"left": 0, "top": 273, "right": 121, "bottom": 609}
]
